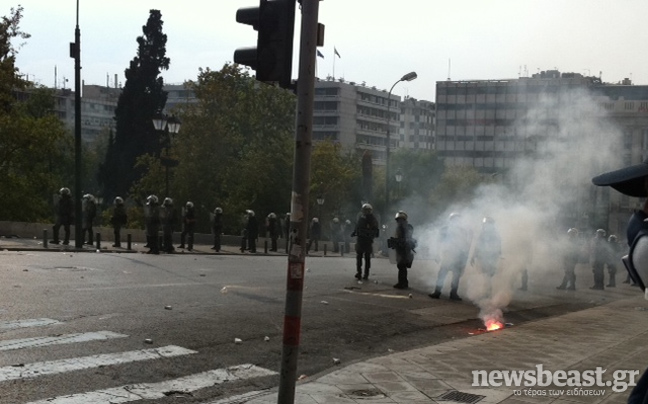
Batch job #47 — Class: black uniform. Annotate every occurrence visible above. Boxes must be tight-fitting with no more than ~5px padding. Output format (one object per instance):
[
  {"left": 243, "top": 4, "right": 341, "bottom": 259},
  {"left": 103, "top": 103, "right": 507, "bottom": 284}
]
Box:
[
  {"left": 246, "top": 212, "right": 259, "bottom": 253},
  {"left": 353, "top": 212, "right": 379, "bottom": 280},
  {"left": 212, "top": 210, "right": 223, "bottom": 251},
  {"left": 391, "top": 218, "right": 415, "bottom": 289},
  {"left": 111, "top": 200, "right": 127, "bottom": 247},
  {"left": 162, "top": 202, "right": 178, "bottom": 253},
  {"left": 82, "top": 196, "right": 97, "bottom": 245},
  {"left": 307, "top": 219, "right": 321, "bottom": 253},
  {"left": 267, "top": 214, "right": 279, "bottom": 251},
  {"left": 179, "top": 204, "right": 196, "bottom": 251},
  {"left": 590, "top": 232, "right": 607, "bottom": 290},
  {"left": 145, "top": 199, "right": 160, "bottom": 254},
  {"left": 52, "top": 191, "right": 73, "bottom": 245},
  {"left": 557, "top": 231, "right": 580, "bottom": 290}
]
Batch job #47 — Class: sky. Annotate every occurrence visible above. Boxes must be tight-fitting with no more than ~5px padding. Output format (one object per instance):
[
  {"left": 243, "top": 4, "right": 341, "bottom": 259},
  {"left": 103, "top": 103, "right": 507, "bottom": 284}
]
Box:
[{"left": 9, "top": 0, "right": 648, "bottom": 102}]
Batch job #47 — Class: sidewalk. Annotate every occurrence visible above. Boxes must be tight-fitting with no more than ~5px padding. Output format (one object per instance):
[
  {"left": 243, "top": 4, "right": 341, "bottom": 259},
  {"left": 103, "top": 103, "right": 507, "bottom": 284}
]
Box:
[
  {"left": 213, "top": 297, "right": 648, "bottom": 404},
  {"left": 0, "top": 235, "right": 346, "bottom": 257}
]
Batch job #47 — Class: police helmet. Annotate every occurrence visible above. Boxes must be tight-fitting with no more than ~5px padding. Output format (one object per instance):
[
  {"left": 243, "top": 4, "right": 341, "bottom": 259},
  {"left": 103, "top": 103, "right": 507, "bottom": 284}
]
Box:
[
  {"left": 596, "top": 229, "right": 607, "bottom": 237},
  {"left": 186, "top": 201, "right": 194, "bottom": 209},
  {"left": 312, "top": 217, "right": 319, "bottom": 223},
  {"left": 346, "top": 219, "right": 351, "bottom": 225},
  {"left": 449, "top": 212, "right": 460, "bottom": 221},
  {"left": 114, "top": 196, "right": 124, "bottom": 205},
  {"left": 146, "top": 195, "right": 158, "bottom": 205},
  {"left": 83, "top": 193, "right": 94, "bottom": 202},
  {"left": 333, "top": 217, "right": 339, "bottom": 223},
  {"left": 214, "top": 207, "right": 223, "bottom": 214},
  {"left": 163, "top": 197, "right": 173, "bottom": 206},
  {"left": 567, "top": 228, "right": 578, "bottom": 235},
  {"left": 483, "top": 216, "right": 494, "bottom": 224},
  {"left": 246, "top": 209, "right": 255, "bottom": 217},
  {"left": 395, "top": 211, "right": 408, "bottom": 220},
  {"left": 59, "top": 187, "right": 71, "bottom": 196},
  {"left": 268, "top": 212, "right": 276, "bottom": 219},
  {"left": 361, "top": 203, "right": 373, "bottom": 214},
  {"left": 608, "top": 235, "right": 618, "bottom": 243}
]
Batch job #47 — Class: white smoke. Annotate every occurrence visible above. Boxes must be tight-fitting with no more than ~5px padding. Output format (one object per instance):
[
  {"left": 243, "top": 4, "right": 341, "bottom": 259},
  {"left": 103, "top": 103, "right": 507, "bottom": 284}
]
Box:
[{"left": 408, "top": 88, "right": 625, "bottom": 326}]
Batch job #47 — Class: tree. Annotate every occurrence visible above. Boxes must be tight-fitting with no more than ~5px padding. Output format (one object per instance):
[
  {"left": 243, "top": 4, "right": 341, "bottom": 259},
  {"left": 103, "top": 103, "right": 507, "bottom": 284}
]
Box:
[
  {"left": 131, "top": 64, "right": 296, "bottom": 234},
  {"left": 99, "top": 9, "right": 169, "bottom": 202},
  {"left": 428, "top": 165, "right": 484, "bottom": 219}
]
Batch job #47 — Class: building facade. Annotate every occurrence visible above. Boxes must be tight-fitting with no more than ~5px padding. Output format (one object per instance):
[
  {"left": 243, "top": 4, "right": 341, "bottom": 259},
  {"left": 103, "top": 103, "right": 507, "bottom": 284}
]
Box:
[
  {"left": 435, "top": 71, "right": 648, "bottom": 239},
  {"left": 313, "top": 77, "right": 434, "bottom": 164}
]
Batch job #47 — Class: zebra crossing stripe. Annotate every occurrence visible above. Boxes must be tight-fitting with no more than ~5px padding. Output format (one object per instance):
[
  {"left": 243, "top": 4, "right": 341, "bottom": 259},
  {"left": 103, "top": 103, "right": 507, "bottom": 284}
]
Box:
[
  {"left": 24, "top": 364, "right": 278, "bottom": 404},
  {"left": 0, "top": 345, "right": 196, "bottom": 382},
  {"left": 0, "top": 318, "right": 61, "bottom": 330},
  {"left": 0, "top": 331, "right": 127, "bottom": 351}
]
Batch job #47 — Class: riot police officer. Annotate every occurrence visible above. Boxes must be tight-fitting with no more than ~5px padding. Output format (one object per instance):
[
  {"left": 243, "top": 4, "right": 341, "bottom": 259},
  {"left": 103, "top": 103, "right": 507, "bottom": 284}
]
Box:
[
  {"left": 211, "top": 207, "right": 223, "bottom": 251},
  {"left": 82, "top": 193, "right": 97, "bottom": 245},
  {"left": 352, "top": 203, "right": 379, "bottom": 280},
  {"left": 161, "top": 197, "right": 177, "bottom": 253},
  {"left": 111, "top": 196, "right": 127, "bottom": 248},
  {"left": 556, "top": 228, "right": 580, "bottom": 290},
  {"left": 429, "top": 212, "right": 472, "bottom": 301},
  {"left": 52, "top": 187, "right": 73, "bottom": 245},
  {"left": 605, "top": 234, "right": 621, "bottom": 287},
  {"left": 179, "top": 201, "right": 196, "bottom": 251},
  {"left": 145, "top": 195, "right": 160, "bottom": 254},
  {"left": 307, "top": 218, "right": 321, "bottom": 253},
  {"left": 246, "top": 210, "right": 258, "bottom": 253},
  {"left": 389, "top": 211, "right": 416, "bottom": 289},
  {"left": 590, "top": 228, "right": 607, "bottom": 290},
  {"left": 471, "top": 217, "right": 501, "bottom": 278},
  {"left": 266, "top": 212, "right": 279, "bottom": 251}
]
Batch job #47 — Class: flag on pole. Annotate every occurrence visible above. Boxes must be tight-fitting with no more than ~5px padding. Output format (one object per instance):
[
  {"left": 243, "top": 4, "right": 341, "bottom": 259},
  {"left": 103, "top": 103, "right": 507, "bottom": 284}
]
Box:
[
  {"left": 317, "top": 50, "right": 324, "bottom": 59},
  {"left": 334, "top": 47, "right": 341, "bottom": 58}
]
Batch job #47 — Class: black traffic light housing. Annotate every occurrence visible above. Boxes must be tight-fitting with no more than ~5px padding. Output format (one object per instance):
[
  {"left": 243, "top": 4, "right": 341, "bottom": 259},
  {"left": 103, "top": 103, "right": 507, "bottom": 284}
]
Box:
[{"left": 234, "top": 0, "right": 296, "bottom": 89}]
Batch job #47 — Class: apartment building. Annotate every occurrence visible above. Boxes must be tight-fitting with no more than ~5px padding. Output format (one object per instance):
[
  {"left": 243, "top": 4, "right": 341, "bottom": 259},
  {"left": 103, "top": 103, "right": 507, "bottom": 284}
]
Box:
[{"left": 313, "top": 77, "right": 434, "bottom": 163}]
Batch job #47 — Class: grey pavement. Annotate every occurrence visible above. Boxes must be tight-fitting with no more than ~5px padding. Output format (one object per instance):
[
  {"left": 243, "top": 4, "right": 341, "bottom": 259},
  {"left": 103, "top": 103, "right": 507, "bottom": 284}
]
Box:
[{"left": 2, "top": 235, "right": 647, "bottom": 404}]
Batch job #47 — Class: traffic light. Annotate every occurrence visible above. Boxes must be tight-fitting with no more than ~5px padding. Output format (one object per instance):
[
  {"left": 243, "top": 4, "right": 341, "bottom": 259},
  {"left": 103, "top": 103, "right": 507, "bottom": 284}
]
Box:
[{"left": 234, "top": 0, "right": 296, "bottom": 89}]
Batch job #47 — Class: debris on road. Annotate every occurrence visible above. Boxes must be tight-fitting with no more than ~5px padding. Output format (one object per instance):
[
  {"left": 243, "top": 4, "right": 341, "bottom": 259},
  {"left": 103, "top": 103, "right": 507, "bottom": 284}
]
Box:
[
  {"left": 164, "top": 305, "right": 172, "bottom": 310},
  {"left": 264, "top": 336, "right": 270, "bottom": 342},
  {"left": 234, "top": 338, "right": 243, "bottom": 344},
  {"left": 221, "top": 287, "right": 228, "bottom": 294},
  {"left": 144, "top": 339, "right": 153, "bottom": 344},
  {"left": 333, "top": 358, "right": 341, "bottom": 365},
  {"left": 298, "top": 374, "right": 308, "bottom": 380},
  {"left": 320, "top": 301, "right": 329, "bottom": 305}
]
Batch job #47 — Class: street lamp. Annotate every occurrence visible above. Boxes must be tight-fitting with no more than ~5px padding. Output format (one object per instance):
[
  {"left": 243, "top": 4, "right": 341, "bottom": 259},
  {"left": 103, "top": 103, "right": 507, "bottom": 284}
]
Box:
[
  {"left": 395, "top": 168, "right": 403, "bottom": 199},
  {"left": 385, "top": 71, "right": 416, "bottom": 218},
  {"left": 316, "top": 195, "right": 324, "bottom": 219},
  {"left": 152, "top": 114, "right": 181, "bottom": 197}
]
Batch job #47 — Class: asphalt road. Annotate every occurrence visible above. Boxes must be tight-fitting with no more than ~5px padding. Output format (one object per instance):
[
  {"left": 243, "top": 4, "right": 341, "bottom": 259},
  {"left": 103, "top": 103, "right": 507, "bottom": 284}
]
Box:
[{"left": 0, "top": 250, "right": 637, "bottom": 403}]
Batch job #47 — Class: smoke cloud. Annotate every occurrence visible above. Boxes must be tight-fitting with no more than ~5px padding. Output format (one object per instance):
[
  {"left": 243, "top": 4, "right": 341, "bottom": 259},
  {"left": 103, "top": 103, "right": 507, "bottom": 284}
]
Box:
[{"left": 403, "top": 88, "right": 625, "bottom": 326}]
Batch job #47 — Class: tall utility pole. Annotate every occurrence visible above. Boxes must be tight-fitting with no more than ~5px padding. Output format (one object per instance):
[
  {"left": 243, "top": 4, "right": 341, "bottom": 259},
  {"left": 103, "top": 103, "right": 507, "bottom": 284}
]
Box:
[
  {"left": 278, "top": 0, "right": 320, "bottom": 403},
  {"left": 71, "top": 0, "right": 83, "bottom": 248}
]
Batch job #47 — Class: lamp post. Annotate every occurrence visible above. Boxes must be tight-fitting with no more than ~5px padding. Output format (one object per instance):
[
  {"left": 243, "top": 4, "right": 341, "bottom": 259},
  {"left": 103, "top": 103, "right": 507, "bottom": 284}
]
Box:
[
  {"left": 385, "top": 72, "right": 416, "bottom": 219},
  {"left": 152, "top": 114, "right": 181, "bottom": 197},
  {"left": 395, "top": 168, "right": 403, "bottom": 199},
  {"left": 316, "top": 195, "right": 324, "bottom": 220}
]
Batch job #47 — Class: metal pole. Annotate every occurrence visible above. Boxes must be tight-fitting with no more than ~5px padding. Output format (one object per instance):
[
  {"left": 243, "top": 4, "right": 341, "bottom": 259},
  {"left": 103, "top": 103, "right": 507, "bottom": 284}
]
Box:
[
  {"left": 384, "top": 80, "right": 399, "bottom": 223},
  {"left": 165, "top": 145, "right": 170, "bottom": 198},
  {"left": 73, "top": 0, "right": 83, "bottom": 248},
  {"left": 277, "top": 0, "right": 318, "bottom": 402}
]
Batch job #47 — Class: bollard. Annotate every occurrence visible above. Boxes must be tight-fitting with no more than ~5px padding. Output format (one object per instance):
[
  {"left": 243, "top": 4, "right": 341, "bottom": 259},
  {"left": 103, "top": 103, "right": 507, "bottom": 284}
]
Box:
[
  {"left": 127, "top": 234, "right": 132, "bottom": 250},
  {"left": 95, "top": 233, "right": 101, "bottom": 250},
  {"left": 264, "top": 240, "right": 268, "bottom": 254},
  {"left": 324, "top": 243, "right": 327, "bottom": 256},
  {"left": 285, "top": 238, "right": 289, "bottom": 254},
  {"left": 339, "top": 242, "right": 345, "bottom": 256},
  {"left": 43, "top": 229, "right": 48, "bottom": 248}
]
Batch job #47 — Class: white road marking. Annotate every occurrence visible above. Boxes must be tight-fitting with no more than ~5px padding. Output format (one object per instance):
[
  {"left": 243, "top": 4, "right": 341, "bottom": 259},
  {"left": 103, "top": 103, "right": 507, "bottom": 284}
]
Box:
[
  {"left": 0, "top": 345, "right": 196, "bottom": 382},
  {"left": 0, "top": 331, "right": 127, "bottom": 351},
  {"left": 25, "top": 364, "right": 277, "bottom": 404},
  {"left": 0, "top": 318, "right": 61, "bottom": 330}
]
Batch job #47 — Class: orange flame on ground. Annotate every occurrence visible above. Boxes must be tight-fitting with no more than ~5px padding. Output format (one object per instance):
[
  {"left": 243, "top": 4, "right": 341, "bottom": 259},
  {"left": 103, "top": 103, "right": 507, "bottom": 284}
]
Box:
[{"left": 485, "top": 319, "right": 504, "bottom": 331}]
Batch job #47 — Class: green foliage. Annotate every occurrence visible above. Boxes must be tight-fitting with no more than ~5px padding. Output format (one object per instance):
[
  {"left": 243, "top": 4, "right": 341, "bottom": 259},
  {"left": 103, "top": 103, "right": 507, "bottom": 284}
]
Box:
[
  {"left": 132, "top": 64, "right": 296, "bottom": 234},
  {"left": 310, "top": 140, "right": 362, "bottom": 222},
  {"left": 428, "top": 165, "right": 484, "bottom": 218}
]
